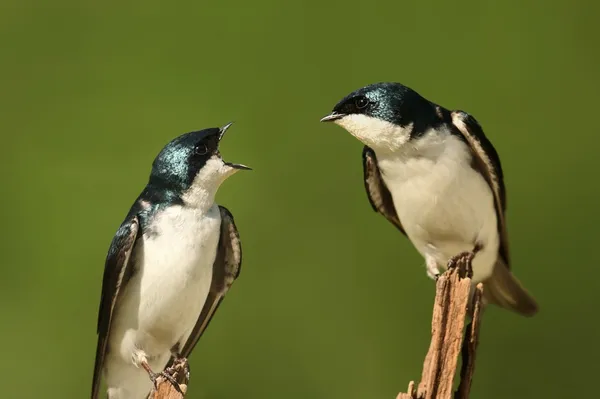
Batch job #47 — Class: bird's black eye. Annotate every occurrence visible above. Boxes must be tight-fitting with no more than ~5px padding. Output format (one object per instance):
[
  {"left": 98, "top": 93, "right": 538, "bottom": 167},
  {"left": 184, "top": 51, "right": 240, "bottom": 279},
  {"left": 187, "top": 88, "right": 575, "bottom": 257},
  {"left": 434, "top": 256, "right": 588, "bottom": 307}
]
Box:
[
  {"left": 194, "top": 143, "right": 208, "bottom": 156},
  {"left": 355, "top": 96, "right": 369, "bottom": 109}
]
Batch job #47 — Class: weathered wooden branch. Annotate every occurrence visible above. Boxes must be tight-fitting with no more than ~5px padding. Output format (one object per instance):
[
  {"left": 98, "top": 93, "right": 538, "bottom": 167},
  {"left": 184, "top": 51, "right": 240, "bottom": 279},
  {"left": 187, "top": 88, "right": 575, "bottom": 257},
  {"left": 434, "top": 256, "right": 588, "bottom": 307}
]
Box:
[
  {"left": 397, "top": 259, "right": 485, "bottom": 399},
  {"left": 148, "top": 260, "right": 484, "bottom": 399},
  {"left": 150, "top": 359, "right": 190, "bottom": 399}
]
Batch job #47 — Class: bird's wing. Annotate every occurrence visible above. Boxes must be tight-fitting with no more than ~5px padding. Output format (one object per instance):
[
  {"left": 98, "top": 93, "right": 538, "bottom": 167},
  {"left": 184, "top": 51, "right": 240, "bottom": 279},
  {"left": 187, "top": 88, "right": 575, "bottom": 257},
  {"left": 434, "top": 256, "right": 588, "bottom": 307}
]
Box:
[
  {"left": 180, "top": 205, "right": 242, "bottom": 359},
  {"left": 451, "top": 110, "right": 510, "bottom": 266},
  {"left": 362, "top": 145, "right": 406, "bottom": 235},
  {"left": 91, "top": 214, "right": 140, "bottom": 399}
]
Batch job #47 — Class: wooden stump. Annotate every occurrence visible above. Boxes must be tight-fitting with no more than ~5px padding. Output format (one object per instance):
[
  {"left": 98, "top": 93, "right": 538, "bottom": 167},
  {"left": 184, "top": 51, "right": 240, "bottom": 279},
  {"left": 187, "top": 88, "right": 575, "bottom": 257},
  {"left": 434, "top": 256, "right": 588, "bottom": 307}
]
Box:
[{"left": 396, "top": 258, "right": 485, "bottom": 399}]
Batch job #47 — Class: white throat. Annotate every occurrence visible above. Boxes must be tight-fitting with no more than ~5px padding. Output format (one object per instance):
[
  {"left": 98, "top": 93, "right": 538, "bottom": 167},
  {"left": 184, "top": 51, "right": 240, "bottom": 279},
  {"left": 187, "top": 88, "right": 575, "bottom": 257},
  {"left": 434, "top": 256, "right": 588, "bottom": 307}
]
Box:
[
  {"left": 334, "top": 114, "right": 413, "bottom": 153},
  {"left": 375, "top": 128, "right": 470, "bottom": 182},
  {"left": 181, "top": 155, "right": 237, "bottom": 210}
]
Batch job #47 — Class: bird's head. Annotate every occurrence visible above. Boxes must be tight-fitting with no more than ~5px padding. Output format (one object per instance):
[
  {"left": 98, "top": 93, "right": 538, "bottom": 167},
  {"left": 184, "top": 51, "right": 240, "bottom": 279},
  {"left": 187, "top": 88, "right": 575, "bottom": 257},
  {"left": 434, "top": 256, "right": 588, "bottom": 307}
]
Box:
[
  {"left": 149, "top": 122, "right": 250, "bottom": 206},
  {"left": 321, "top": 82, "right": 442, "bottom": 153}
]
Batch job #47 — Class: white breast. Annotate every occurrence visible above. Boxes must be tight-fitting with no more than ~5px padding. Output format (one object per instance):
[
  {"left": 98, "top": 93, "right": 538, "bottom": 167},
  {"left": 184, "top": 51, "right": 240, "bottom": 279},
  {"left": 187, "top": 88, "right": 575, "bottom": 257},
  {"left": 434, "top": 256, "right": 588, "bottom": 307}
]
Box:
[
  {"left": 109, "top": 204, "right": 221, "bottom": 364},
  {"left": 377, "top": 132, "right": 499, "bottom": 282}
]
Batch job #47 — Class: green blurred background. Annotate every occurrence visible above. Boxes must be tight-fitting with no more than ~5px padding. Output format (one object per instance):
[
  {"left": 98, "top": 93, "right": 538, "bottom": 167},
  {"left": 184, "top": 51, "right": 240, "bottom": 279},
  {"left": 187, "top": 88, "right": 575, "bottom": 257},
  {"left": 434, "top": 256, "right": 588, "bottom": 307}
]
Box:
[{"left": 2, "top": 0, "right": 599, "bottom": 398}]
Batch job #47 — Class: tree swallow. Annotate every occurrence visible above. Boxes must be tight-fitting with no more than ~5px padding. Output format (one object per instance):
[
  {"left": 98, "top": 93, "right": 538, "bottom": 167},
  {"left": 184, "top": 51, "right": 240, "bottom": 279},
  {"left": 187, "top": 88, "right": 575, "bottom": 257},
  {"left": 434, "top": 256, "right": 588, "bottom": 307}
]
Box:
[
  {"left": 91, "top": 122, "right": 250, "bottom": 399},
  {"left": 321, "top": 82, "right": 538, "bottom": 317}
]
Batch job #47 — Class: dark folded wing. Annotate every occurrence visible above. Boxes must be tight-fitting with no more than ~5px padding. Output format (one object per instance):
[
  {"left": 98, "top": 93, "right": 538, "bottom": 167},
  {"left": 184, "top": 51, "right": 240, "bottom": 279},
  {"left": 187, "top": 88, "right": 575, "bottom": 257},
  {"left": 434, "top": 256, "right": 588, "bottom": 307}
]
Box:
[
  {"left": 180, "top": 205, "right": 242, "bottom": 359},
  {"left": 451, "top": 110, "right": 510, "bottom": 266},
  {"left": 362, "top": 146, "right": 406, "bottom": 235},
  {"left": 91, "top": 215, "right": 140, "bottom": 399}
]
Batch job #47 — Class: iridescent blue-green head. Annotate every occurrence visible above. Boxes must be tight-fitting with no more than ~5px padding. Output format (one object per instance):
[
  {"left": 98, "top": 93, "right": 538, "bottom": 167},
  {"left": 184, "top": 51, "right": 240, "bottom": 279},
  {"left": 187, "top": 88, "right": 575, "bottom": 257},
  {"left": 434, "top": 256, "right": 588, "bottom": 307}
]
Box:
[
  {"left": 321, "top": 82, "right": 444, "bottom": 152},
  {"left": 148, "top": 122, "right": 250, "bottom": 205}
]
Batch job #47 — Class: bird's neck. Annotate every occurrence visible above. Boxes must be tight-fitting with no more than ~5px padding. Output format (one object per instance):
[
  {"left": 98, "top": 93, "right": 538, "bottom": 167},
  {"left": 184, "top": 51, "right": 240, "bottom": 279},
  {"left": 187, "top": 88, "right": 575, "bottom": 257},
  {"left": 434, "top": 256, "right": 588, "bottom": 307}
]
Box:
[
  {"left": 373, "top": 125, "right": 451, "bottom": 159},
  {"left": 375, "top": 127, "right": 471, "bottom": 182},
  {"left": 180, "top": 184, "right": 218, "bottom": 213},
  {"left": 146, "top": 180, "right": 218, "bottom": 214}
]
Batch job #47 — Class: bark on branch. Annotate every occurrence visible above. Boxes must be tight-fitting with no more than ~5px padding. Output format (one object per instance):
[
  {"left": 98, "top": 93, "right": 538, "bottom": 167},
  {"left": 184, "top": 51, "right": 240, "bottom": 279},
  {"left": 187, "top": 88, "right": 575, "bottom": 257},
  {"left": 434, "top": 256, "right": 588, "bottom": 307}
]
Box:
[
  {"left": 397, "top": 259, "right": 485, "bottom": 399},
  {"left": 150, "top": 359, "right": 190, "bottom": 399}
]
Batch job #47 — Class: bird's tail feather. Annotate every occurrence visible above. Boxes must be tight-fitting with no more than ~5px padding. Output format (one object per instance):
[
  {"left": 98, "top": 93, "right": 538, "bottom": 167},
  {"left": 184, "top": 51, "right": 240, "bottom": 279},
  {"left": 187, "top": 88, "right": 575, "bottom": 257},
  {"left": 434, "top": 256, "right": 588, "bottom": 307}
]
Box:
[{"left": 483, "top": 261, "right": 539, "bottom": 317}]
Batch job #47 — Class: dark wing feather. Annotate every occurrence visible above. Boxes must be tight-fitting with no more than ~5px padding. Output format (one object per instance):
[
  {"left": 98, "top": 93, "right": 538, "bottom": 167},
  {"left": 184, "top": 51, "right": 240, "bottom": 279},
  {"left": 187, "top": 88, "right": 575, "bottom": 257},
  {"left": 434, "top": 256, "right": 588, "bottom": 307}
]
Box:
[
  {"left": 451, "top": 111, "right": 510, "bottom": 266},
  {"left": 362, "top": 146, "right": 406, "bottom": 235},
  {"left": 180, "top": 206, "right": 242, "bottom": 359},
  {"left": 91, "top": 215, "right": 140, "bottom": 399}
]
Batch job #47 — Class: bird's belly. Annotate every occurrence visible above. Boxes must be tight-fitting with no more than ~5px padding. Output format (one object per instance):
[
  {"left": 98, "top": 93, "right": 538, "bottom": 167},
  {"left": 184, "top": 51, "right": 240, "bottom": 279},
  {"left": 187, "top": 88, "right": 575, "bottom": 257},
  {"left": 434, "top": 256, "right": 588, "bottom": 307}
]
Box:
[
  {"left": 136, "top": 244, "right": 215, "bottom": 348},
  {"left": 382, "top": 159, "right": 499, "bottom": 279},
  {"left": 110, "top": 205, "right": 221, "bottom": 361}
]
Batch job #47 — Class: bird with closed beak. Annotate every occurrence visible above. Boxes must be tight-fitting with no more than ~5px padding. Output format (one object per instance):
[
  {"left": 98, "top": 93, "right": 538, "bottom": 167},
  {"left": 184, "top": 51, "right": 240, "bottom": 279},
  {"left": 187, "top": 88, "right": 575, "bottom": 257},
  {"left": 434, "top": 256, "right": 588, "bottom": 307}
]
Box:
[
  {"left": 321, "top": 82, "right": 538, "bottom": 317},
  {"left": 91, "top": 122, "right": 251, "bottom": 399}
]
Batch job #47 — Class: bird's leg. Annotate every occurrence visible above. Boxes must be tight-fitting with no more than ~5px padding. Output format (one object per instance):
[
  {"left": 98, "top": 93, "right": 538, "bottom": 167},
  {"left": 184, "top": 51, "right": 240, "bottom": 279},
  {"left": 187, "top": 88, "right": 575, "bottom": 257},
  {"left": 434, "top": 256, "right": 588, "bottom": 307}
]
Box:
[
  {"left": 425, "top": 254, "right": 441, "bottom": 281},
  {"left": 140, "top": 360, "right": 184, "bottom": 395}
]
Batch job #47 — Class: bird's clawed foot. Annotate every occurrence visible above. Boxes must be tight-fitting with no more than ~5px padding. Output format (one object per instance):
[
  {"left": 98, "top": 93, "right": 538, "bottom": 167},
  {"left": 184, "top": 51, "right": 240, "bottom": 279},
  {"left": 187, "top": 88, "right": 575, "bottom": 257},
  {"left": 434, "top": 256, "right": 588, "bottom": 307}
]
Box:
[
  {"left": 167, "top": 356, "right": 190, "bottom": 382},
  {"left": 142, "top": 361, "right": 184, "bottom": 395},
  {"left": 447, "top": 251, "right": 475, "bottom": 278},
  {"left": 151, "top": 370, "right": 184, "bottom": 395}
]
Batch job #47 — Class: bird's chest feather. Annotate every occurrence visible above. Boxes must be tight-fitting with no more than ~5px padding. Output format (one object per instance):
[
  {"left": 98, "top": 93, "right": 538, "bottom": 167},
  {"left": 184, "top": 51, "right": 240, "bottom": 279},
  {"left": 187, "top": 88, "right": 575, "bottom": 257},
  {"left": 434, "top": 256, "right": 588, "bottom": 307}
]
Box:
[
  {"left": 377, "top": 135, "right": 497, "bottom": 257},
  {"left": 134, "top": 204, "right": 221, "bottom": 343}
]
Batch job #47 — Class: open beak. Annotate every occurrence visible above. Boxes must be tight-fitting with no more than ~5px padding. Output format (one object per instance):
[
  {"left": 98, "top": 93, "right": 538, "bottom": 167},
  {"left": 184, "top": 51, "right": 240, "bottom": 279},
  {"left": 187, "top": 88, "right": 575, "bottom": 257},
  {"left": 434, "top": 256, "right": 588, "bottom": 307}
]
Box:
[
  {"left": 218, "top": 121, "right": 234, "bottom": 141},
  {"left": 226, "top": 161, "right": 252, "bottom": 170},
  {"left": 218, "top": 121, "right": 252, "bottom": 171},
  {"left": 320, "top": 112, "right": 345, "bottom": 122}
]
